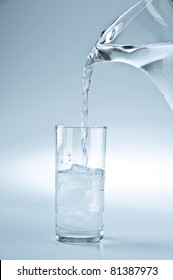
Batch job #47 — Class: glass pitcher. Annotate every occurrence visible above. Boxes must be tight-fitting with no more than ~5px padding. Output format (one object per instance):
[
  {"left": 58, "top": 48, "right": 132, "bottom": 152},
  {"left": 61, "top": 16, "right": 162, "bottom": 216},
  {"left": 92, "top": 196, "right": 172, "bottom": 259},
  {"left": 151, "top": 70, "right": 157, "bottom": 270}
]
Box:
[{"left": 89, "top": 0, "right": 173, "bottom": 110}]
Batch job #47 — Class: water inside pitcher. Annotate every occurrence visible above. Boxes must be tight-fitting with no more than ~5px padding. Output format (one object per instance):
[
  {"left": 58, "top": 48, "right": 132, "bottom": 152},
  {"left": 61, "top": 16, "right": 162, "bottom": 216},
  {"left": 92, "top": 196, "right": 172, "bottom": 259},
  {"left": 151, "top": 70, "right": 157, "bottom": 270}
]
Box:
[{"left": 87, "top": 0, "right": 173, "bottom": 111}]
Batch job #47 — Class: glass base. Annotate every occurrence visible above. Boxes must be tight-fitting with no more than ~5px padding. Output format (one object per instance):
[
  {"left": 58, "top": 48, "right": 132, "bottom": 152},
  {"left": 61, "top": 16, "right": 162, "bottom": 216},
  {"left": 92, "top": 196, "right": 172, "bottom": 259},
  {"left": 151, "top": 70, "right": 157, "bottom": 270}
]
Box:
[{"left": 56, "top": 229, "right": 103, "bottom": 244}]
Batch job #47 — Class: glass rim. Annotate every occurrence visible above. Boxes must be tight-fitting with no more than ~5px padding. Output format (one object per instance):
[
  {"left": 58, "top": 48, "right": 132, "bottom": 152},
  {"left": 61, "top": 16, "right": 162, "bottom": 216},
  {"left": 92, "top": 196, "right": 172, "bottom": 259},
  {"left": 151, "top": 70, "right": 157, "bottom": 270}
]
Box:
[{"left": 55, "top": 125, "right": 107, "bottom": 129}]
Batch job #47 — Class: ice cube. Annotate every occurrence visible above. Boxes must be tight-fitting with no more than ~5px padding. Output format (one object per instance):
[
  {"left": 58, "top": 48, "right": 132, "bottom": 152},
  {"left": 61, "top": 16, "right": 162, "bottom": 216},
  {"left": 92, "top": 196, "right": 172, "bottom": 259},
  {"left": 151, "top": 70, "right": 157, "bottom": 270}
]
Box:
[
  {"left": 71, "top": 164, "right": 89, "bottom": 173},
  {"left": 71, "top": 164, "right": 104, "bottom": 176}
]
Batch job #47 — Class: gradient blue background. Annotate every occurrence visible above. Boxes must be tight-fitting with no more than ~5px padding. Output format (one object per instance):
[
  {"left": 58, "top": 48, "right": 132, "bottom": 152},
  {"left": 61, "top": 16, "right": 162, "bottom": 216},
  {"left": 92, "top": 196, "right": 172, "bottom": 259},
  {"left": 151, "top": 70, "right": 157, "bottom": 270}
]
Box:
[{"left": 0, "top": 0, "right": 173, "bottom": 259}]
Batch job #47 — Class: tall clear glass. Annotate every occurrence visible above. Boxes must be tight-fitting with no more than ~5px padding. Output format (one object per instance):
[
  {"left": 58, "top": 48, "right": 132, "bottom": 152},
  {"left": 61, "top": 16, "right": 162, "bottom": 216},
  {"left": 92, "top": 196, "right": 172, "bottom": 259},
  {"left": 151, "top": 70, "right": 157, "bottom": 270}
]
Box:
[{"left": 55, "top": 126, "right": 107, "bottom": 243}]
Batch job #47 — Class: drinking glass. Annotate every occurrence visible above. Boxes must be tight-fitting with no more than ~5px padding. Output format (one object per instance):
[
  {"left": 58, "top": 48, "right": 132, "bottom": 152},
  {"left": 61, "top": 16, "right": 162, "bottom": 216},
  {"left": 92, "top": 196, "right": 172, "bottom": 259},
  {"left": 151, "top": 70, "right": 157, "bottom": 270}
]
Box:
[{"left": 55, "top": 125, "right": 107, "bottom": 243}]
